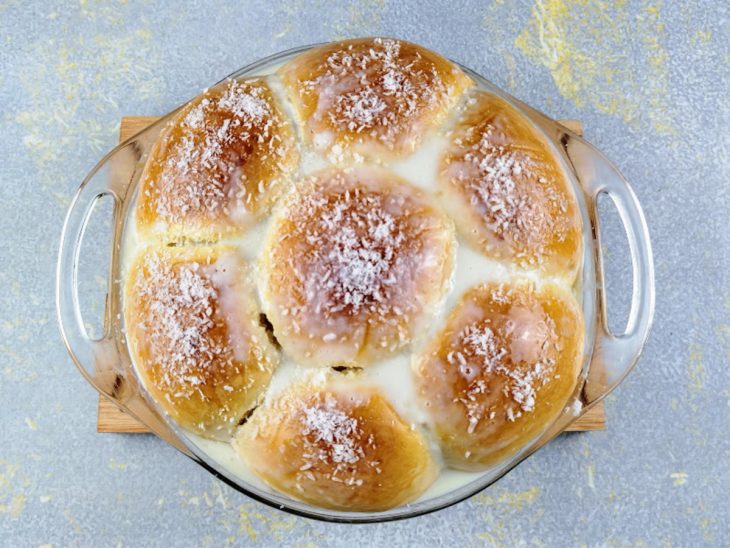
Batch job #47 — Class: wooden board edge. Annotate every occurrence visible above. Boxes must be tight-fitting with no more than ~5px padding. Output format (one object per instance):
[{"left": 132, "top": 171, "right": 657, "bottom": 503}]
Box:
[
  {"left": 97, "top": 397, "right": 150, "bottom": 433},
  {"left": 565, "top": 405, "right": 605, "bottom": 431},
  {"left": 558, "top": 119, "right": 582, "bottom": 135},
  {"left": 119, "top": 115, "right": 160, "bottom": 142}
]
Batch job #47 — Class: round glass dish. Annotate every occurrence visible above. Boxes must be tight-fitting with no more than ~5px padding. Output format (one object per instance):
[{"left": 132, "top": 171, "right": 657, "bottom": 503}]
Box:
[{"left": 57, "top": 43, "right": 655, "bottom": 523}]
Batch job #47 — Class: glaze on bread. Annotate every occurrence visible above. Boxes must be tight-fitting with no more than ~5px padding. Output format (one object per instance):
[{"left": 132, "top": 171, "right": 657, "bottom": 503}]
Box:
[
  {"left": 413, "top": 281, "right": 584, "bottom": 470},
  {"left": 260, "top": 167, "right": 455, "bottom": 367},
  {"left": 279, "top": 37, "right": 472, "bottom": 162},
  {"left": 124, "top": 245, "right": 278, "bottom": 439},
  {"left": 439, "top": 91, "right": 582, "bottom": 279},
  {"left": 136, "top": 78, "right": 299, "bottom": 241},
  {"left": 125, "top": 38, "right": 589, "bottom": 512},
  {"left": 233, "top": 378, "right": 437, "bottom": 511}
]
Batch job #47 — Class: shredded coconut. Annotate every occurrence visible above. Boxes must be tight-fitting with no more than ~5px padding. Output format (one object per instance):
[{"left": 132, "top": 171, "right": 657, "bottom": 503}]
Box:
[
  {"left": 449, "top": 293, "right": 559, "bottom": 432},
  {"left": 449, "top": 112, "right": 570, "bottom": 267},
  {"left": 297, "top": 393, "right": 375, "bottom": 485},
  {"left": 147, "top": 78, "right": 292, "bottom": 225},
  {"left": 278, "top": 173, "right": 438, "bottom": 325},
  {"left": 134, "top": 254, "right": 228, "bottom": 400},
  {"left": 301, "top": 394, "right": 362, "bottom": 465},
  {"left": 297, "top": 38, "right": 452, "bottom": 151}
]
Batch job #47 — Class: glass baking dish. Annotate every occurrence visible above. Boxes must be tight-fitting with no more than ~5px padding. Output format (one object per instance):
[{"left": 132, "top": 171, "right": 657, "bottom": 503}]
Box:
[{"left": 56, "top": 43, "right": 655, "bottom": 523}]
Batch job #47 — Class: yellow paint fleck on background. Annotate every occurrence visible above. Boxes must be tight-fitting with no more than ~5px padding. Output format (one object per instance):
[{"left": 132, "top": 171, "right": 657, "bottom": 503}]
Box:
[
  {"left": 687, "top": 343, "right": 705, "bottom": 393},
  {"left": 514, "top": 0, "right": 676, "bottom": 135},
  {"left": 700, "top": 516, "right": 715, "bottom": 542},
  {"left": 0, "top": 461, "right": 29, "bottom": 519},
  {"left": 172, "top": 479, "right": 325, "bottom": 545},
  {"left": 689, "top": 29, "right": 712, "bottom": 47},
  {"left": 586, "top": 462, "right": 596, "bottom": 490},
  {"left": 329, "top": 0, "right": 385, "bottom": 40},
  {"left": 670, "top": 472, "right": 688, "bottom": 486},
  {"left": 109, "top": 458, "right": 128, "bottom": 471},
  {"left": 716, "top": 324, "right": 730, "bottom": 364},
  {"left": 237, "top": 503, "right": 298, "bottom": 542},
  {"left": 474, "top": 486, "right": 540, "bottom": 511}
]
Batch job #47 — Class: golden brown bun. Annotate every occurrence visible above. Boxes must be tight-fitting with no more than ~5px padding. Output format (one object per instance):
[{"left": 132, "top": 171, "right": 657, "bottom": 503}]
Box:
[
  {"left": 260, "top": 167, "right": 455, "bottom": 366},
  {"left": 279, "top": 37, "right": 472, "bottom": 162},
  {"left": 414, "top": 281, "right": 583, "bottom": 470},
  {"left": 233, "top": 378, "right": 437, "bottom": 511},
  {"left": 136, "top": 78, "right": 299, "bottom": 241},
  {"left": 438, "top": 91, "right": 582, "bottom": 280},
  {"left": 124, "top": 245, "right": 279, "bottom": 439}
]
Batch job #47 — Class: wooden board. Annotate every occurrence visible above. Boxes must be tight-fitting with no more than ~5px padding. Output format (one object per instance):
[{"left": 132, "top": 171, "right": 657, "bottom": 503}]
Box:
[{"left": 99, "top": 116, "right": 605, "bottom": 434}]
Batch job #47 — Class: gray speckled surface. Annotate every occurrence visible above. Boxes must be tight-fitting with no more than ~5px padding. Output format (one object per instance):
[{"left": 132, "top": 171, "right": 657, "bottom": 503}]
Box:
[{"left": 1, "top": 1, "right": 729, "bottom": 546}]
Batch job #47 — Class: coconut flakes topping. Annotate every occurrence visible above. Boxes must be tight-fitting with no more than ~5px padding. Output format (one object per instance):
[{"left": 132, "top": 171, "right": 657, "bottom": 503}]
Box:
[
  {"left": 151, "top": 79, "right": 290, "bottom": 224},
  {"left": 448, "top": 298, "right": 558, "bottom": 432},
  {"left": 134, "top": 254, "right": 229, "bottom": 400},
  {"left": 284, "top": 180, "right": 422, "bottom": 321},
  {"left": 452, "top": 124, "right": 570, "bottom": 267},
  {"left": 303, "top": 38, "right": 449, "bottom": 150},
  {"left": 298, "top": 393, "right": 375, "bottom": 486}
]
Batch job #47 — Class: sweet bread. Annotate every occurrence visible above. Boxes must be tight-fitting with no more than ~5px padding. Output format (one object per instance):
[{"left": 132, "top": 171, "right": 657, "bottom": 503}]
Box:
[
  {"left": 260, "top": 166, "right": 455, "bottom": 367},
  {"left": 124, "top": 245, "right": 278, "bottom": 439},
  {"left": 279, "top": 37, "right": 472, "bottom": 162},
  {"left": 233, "top": 375, "right": 437, "bottom": 511},
  {"left": 125, "top": 38, "right": 587, "bottom": 512},
  {"left": 136, "top": 78, "right": 298, "bottom": 241},
  {"left": 438, "top": 91, "right": 582, "bottom": 278},
  {"left": 413, "top": 281, "right": 584, "bottom": 470}
]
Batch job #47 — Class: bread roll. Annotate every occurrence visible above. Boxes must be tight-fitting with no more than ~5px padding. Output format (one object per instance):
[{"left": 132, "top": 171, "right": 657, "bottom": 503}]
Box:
[
  {"left": 414, "top": 281, "right": 584, "bottom": 470},
  {"left": 279, "top": 37, "right": 472, "bottom": 162},
  {"left": 438, "top": 91, "right": 582, "bottom": 279},
  {"left": 260, "top": 166, "right": 455, "bottom": 367},
  {"left": 136, "top": 78, "right": 298, "bottom": 241},
  {"left": 124, "top": 245, "right": 279, "bottom": 439},
  {"left": 234, "top": 377, "right": 437, "bottom": 511}
]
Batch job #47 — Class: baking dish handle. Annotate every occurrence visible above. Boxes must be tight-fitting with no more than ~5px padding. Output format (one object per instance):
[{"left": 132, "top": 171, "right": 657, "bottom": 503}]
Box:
[
  {"left": 56, "top": 153, "right": 122, "bottom": 395},
  {"left": 56, "top": 145, "right": 194, "bottom": 456},
  {"left": 566, "top": 136, "right": 655, "bottom": 405}
]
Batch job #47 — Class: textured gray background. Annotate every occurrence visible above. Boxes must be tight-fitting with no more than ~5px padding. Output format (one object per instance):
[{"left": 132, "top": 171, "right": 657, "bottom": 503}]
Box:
[{"left": 1, "top": 1, "right": 728, "bottom": 546}]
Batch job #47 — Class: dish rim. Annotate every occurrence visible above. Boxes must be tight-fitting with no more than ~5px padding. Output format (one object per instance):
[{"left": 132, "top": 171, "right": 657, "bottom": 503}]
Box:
[{"left": 56, "top": 39, "right": 655, "bottom": 523}]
